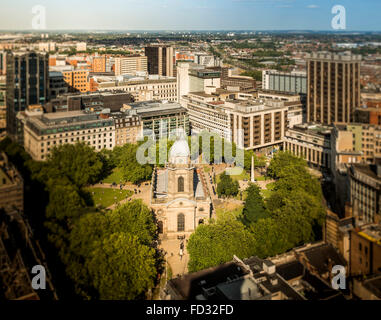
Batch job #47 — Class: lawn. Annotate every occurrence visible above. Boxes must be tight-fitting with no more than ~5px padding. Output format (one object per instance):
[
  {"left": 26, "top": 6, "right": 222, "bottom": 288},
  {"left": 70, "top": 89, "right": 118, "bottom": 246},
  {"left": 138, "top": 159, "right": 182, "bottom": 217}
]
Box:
[
  {"left": 87, "top": 187, "right": 133, "bottom": 208},
  {"left": 216, "top": 204, "right": 244, "bottom": 221},
  {"left": 261, "top": 182, "right": 276, "bottom": 199},
  {"left": 216, "top": 169, "right": 250, "bottom": 183},
  {"left": 102, "top": 168, "right": 124, "bottom": 184}
]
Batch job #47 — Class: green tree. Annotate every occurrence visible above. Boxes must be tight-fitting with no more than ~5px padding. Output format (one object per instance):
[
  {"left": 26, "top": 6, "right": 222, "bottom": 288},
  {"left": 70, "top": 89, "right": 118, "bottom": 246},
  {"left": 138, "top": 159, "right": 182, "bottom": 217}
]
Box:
[
  {"left": 242, "top": 183, "right": 268, "bottom": 225},
  {"left": 187, "top": 218, "right": 256, "bottom": 272},
  {"left": 36, "top": 143, "right": 104, "bottom": 189},
  {"left": 67, "top": 200, "right": 158, "bottom": 299},
  {"left": 118, "top": 143, "right": 153, "bottom": 184},
  {"left": 217, "top": 172, "right": 239, "bottom": 198},
  {"left": 87, "top": 232, "right": 156, "bottom": 300}
]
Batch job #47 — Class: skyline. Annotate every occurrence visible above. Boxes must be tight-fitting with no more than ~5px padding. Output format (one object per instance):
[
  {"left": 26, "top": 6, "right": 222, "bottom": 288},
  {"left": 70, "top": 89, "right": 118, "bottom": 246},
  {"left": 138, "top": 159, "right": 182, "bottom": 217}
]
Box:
[{"left": 0, "top": 0, "right": 380, "bottom": 32}]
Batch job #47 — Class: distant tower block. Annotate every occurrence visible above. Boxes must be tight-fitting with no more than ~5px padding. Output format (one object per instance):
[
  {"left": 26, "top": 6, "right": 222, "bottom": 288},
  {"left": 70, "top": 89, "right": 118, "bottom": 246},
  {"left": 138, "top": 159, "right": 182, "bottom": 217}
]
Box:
[{"left": 251, "top": 155, "right": 255, "bottom": 183}]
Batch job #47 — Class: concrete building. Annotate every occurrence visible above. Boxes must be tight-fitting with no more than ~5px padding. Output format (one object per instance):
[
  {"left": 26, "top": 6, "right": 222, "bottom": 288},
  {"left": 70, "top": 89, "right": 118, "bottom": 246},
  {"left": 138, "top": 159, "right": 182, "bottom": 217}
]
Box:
[
  {"left": 0, "top": 152, "right": 23, "bottom": 212},
  {"left": 349, "top": 164, "right": 381, "bottom": 224},
  {"left": 114, "top": 56, "right": 148, "bottom": 76},
  {"left": 258, "top": 91, "right": 304, "bottom": 128},
  {"left": 193, "top": 53, "right": 222, "bottom": 67},
  {"left": 182, "top": 90, "right": 288, "bottom": 151},
  {"left": 284, "top": 123, "right": 332, "bottom": 170},
  {"left": 262, "top": 70, "right": 307, "bottom": 95},
  {"left": 6, "top": 51, "right": 49, "bottom": 142},
  {"left": 94, "top": 74, "right": 177, "bottom": 102},
  {"left": 145, "top": 45, "right": 174, "bottom": 77},
  {"left": 24, "top": 110, "right": 115, "bottom": 161},
  {"left": 76, "top": 42, "right": 87, "bottom": 52},
  {"left": 162, "top": 255, "right": 304, "bottom": 300},
  {"left": 177, "top": 62, "right": 222, "bottom": 102},
  {"left": 0, "top": 75, "right": 6, "bottom": 132},
  {"left": 49, "top": 71, "right": 68, "bottom": 99},
  {"left": 44, "top": 91, "right": 134, "bottom": 113},
  {"left": 111, "top": 111, "right": 141, "bottom": 146},
  {"left": 62, "top": 70, "right": 89, "bottom": 93},
  {"left": 92, "top": 56, "right": 107, "bottom": 73},
  {"left": 124, "top": 100, "right": 189, "bottom": 140},
  {"left": 350, "top": 224, "right": 381, "bottom": 277},
  {"left": 151, "top": 133, "right": 211, "bottom": 238},
  {"left": 306, "top": 53, "right": 361, "bottom": 125}
]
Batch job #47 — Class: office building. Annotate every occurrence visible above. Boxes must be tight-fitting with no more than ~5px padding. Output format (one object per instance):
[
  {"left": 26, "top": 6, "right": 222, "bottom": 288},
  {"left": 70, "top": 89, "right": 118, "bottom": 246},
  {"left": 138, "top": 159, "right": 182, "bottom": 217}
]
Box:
[
  {"left": 284, "top": 123, "right": 332, "bottom": 170},
  {"left": 0, "top": 51, "right": 6, "bottom": 75},
  {"left": 94, "top": 74, "right": 177, "bottom": 102},
  {"left": 350, "top": 224, "right": 381, "bottom": 276},
  {"left": 44, "top": 91, "right": 134, "bottom": 113},
  {"left": 0, "top": 75, "right": 5, "bottom": 131},
  {"left": 92, "top": 56, "right": 107, "bottom": 73},
  {"left": 145, "top": 45, "right": 174, "bottom": 77},
  {"left": 123, "top": 100, "right": 189, "bottom": 140},
  {"left": 62, "top": 70, "right": 89, "bottom": 93},
  {"left": 182, "top": 90, "right": 288, "bottom": 151},
  {"left": 6, "top": 51, "right": 49, "bottom": 142},
  {"left": 262, "top": 70, "right": 307, "bottom": 95},
  {"left": 162, "top": 255, "right": 304, "bottom": 300},
  {"left": 24, "top": 110, "right": 115, "bottom": 161},
  {"left": 76, "top": 42, "right": 87, "bottom": 52},
  {"left": 111, "top": 111, "right": 141, "bottom": 146},
  {"left": 177, "top": 62, "right": 221, "bottom": 101},
  {"left": 49, "top": 71, "right": 68, "bottom": 99},
  {"left": 307, "top": 53, "right": 361, "bottom": 125},
  {"left": 114, "top": 56, "right": 148, "bottom": 76},
  {"left": 349, "top": 163, "right": 381, "bottom": 224},
  {"left": 258, "top": 91, "right": 304, "bottom": 128}
]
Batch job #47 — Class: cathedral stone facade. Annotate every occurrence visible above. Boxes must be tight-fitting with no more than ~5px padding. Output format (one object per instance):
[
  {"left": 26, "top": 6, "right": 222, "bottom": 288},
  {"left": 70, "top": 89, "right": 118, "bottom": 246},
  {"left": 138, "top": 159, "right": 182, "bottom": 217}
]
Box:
[{"left": 151, "top": 134, "right": 211, "bottom": 239}]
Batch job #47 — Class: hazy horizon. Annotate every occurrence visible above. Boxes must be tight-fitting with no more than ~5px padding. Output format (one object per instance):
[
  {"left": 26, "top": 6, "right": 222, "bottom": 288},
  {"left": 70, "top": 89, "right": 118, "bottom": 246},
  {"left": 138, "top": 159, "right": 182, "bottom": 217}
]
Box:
[{"left": 0, "top": 0, "right": 380, "bottom": 32}]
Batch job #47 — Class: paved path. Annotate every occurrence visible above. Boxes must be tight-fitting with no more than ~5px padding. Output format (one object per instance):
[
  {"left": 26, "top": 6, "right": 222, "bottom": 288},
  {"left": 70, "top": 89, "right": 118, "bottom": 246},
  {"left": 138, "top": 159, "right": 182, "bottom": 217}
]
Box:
[{"left": 160, "top": 238, "right": 189, "bottom": 278}]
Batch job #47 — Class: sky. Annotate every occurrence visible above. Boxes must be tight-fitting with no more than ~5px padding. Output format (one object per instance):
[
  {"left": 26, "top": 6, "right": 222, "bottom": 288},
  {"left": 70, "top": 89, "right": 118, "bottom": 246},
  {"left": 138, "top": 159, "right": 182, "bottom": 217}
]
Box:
[{"left": 0, "top": 0, "right": 380, "bottom": 31}]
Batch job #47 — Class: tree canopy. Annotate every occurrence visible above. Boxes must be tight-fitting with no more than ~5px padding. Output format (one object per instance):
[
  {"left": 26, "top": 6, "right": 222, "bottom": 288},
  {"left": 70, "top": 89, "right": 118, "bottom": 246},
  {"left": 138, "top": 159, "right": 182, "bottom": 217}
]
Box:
[
  {"left": 187, "top": 218, "right": 256, "bottom": 272},
  {"left": 217, "top": 172, "right": 239, "bottom": 198}
]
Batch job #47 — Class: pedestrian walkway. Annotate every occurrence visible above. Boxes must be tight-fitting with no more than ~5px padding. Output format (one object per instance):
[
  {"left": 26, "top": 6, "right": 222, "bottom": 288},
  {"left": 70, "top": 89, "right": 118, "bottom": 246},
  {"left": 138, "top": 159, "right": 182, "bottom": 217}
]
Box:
[{"left": 159, "top": 238, "right": 189, "bottom": 278}]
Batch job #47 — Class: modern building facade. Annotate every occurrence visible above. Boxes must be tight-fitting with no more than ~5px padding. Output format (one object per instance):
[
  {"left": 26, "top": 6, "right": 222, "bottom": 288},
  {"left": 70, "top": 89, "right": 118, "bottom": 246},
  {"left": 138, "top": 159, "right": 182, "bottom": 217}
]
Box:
[
  {"left": 114, "top": 55, "right": 148, "bottom": 76},
  {"left": 94, "top": 74, "right": 177, "bottom": 102},
  {"left": 182, "top": 90, "right": 288, "bottom": 151},
  {"left": 349, "top": 164, "right": 381, "bottom": 224},
  {"left": 145, "top": 45, "right": 174, "bottom": 77},
  {"left": 62, "top": 69, "right": 89, "bottom": 93},
  {"left": 111, "top": 111, "right": 141, "bottom": 146},
  {"left": 124, "top": 100, "right": 189, "bottom": 140},
  {"left": 284, "top": 123, "right": 332, "bottom": 170},
  {"left": 6, "top": 51, "right": 49, "bottom": 141},
  {"left": 306, "top": 53, "right": 361, "bottom": 125},
  {"left": 262, "top": 70, "right": 307, "bottom": 95},
  {"left": 24, "top": 110, "right": 115, "bottom": 161}
]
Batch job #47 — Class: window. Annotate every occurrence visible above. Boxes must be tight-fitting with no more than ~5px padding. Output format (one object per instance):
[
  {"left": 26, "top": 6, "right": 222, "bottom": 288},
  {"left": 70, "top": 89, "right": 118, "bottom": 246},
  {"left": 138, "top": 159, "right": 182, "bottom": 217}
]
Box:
[
  {"left": 178, "top": 176, "right": 184, "bottom": 193},
  {"left": 177, "top": 214, "right": 185, "bottom": 232}
]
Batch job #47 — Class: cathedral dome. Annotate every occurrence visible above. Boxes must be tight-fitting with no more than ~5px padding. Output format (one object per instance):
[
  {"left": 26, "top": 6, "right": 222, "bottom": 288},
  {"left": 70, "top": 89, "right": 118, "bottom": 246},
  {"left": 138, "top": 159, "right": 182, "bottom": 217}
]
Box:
[
  {"left": 169, "top": 129, "right": 190, "bottom": 164},
  {"left": 170, "top": 138, "right": 190, "bottom": 158}
]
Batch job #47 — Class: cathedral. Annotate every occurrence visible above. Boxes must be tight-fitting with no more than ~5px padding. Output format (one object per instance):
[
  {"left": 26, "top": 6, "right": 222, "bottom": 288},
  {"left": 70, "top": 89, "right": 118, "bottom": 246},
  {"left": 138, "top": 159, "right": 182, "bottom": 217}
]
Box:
[{"left": 151, "top": 133, "right": 212, "bottom": 239}]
